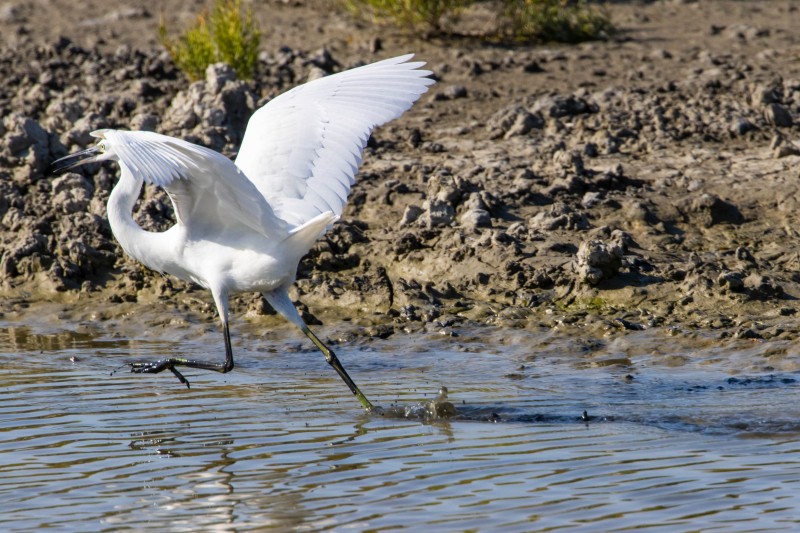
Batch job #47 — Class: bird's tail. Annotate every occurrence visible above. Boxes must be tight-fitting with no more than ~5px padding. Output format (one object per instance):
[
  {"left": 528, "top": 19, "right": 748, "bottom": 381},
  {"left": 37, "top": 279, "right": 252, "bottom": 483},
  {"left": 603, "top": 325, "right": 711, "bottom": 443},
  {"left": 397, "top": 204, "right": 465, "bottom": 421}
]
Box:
[{"left": 282, "top": 211, "right": 338, "bottom": 259}]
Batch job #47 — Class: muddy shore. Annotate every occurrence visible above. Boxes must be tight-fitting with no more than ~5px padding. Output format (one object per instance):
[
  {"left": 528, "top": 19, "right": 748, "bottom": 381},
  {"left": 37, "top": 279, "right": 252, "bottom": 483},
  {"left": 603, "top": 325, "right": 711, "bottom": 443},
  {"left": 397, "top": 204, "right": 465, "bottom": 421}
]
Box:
[{"left": 1, "top": 1, "right": 800, "bottom": 347}]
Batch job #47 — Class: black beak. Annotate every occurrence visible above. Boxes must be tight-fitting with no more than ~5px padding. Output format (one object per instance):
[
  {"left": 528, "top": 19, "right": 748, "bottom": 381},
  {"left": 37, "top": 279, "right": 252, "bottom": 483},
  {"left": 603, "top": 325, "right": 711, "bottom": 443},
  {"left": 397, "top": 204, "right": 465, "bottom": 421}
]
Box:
[{"left": 51, "top": 146, "right": 102, "bottom": 174}]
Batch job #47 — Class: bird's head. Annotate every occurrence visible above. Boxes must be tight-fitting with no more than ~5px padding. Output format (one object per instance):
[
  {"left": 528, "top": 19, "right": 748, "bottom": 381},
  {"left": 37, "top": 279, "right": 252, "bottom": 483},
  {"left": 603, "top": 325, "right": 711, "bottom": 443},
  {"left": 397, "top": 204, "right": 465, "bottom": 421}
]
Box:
[{"left": 51, "top": 129, "right": 118, "bottom": 173}]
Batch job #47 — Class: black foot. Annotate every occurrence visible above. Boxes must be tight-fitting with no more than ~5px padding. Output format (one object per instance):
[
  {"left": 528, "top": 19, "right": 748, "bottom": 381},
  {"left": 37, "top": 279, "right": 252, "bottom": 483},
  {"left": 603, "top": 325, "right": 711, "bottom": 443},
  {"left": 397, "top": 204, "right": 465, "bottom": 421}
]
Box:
[{"left": 130, "top": 359, "right": 191, "bottom": 388}]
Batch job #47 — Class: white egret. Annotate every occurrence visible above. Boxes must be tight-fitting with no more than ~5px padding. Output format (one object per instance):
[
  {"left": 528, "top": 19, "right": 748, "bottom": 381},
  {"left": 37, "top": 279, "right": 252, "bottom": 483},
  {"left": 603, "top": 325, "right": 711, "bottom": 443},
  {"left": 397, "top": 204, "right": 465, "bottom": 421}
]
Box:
[{"left": 54, "top": 54, "right": 434, "bottom": 412}]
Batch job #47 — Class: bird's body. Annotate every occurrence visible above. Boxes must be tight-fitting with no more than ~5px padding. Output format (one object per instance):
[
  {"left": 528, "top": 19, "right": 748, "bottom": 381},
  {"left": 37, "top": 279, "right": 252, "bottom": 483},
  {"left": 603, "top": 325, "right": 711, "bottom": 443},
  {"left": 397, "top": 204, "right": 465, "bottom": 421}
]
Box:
[
  {"left": 104, "top": 136, "right": 324, "bottom": 295},
  {"left": 55, "top": 54, "right": 434, "bottom": 411}
]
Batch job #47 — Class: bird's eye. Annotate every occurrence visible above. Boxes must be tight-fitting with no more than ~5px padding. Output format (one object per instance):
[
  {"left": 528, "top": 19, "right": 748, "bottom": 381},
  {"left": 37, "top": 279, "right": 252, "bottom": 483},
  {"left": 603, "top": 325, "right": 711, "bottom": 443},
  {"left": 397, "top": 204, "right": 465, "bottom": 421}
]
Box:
[{"left": 98, "top": 141, "right": 107, "bottom": 152}]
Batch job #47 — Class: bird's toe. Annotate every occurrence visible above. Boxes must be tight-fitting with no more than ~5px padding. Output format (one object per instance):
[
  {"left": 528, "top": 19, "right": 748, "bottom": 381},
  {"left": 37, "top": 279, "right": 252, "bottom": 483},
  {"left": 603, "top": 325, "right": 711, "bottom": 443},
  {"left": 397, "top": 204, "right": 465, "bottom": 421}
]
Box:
[{"left": 129, "top": 360, "right": 169, "bottom": 374}]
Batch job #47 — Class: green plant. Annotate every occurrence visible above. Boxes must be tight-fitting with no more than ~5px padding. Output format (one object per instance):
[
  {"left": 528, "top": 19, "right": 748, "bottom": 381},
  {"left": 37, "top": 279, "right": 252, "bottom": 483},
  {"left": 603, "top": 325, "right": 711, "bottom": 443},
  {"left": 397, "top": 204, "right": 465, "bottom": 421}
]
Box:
[
  {"left": 159, "top": 0, "right": 260, "bottom": 81},
  {"left": 498, "top": 0, "right": 612, "bottom": 44},
  {"left": 342, "top": 0, "right": 611, "bottom": 43},
  {"left": 343, "top": 0, "right": 468, "bottom": 34}
]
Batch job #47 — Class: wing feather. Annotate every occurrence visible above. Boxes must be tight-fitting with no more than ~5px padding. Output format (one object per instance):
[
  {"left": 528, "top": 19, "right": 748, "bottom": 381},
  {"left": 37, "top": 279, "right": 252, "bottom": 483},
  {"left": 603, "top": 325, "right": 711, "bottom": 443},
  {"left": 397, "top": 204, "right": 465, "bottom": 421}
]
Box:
[
  {"left": 95, "top": 129, "right": 289, "bottom": 240},
  {"left": 235, "top": 54, "right": 434, "bottom": 228}
]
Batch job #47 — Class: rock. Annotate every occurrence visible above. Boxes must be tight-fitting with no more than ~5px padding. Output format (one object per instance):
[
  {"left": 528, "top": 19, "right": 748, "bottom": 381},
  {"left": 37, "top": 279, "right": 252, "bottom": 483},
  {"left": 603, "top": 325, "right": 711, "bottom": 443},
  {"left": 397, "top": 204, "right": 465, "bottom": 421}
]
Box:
[
  {"left": 552, "top": 149, "right": 585, "bottom": 174},
  {"left": 532, "top": 94, "right": 596, "bottom": 118},
  {"left": 393, "top": 232, "right": 424, "bottom": 255},
  {"left": 0, "top": 3, "right": 24, "bottom": 23},
  {"left": 426, "top": 171, "right": 464, "bottom": 206},
  {"left": 734, "top": 327, "right": 761, "bottom": 340},
  {"left": 163, "top": 69, "right": 256, "bottom": 149},
  {"left": 3, "top": 114, "right": 48, "bottom": 155},
  {"left": 164, "top": 85, "right": 201, "bottom": 130},
  {"left": 744, "top": 274, "right": 783, "bottom": 299},
  {"left": 63, "top": 112, "right": 108, "bottom": 147},
  {"left": 305, "top": 66, "right": 328, "bottom": 82},
  {"left": 460, "top": 208, "right": 491, "bottom": 231},
  {"left": 3, "top": 114, "right": 54, "bottom": 183},
  {"left": 581, "top": 191, "right": 602, "bottom": 208},
  {"left": 522, "top": 60, "right": 544, "bottom": 73},
  {"left": 730, "top": 117, "right": 755, "bottom": 136},
  {"left": 422, "top": 198, "right": 455, "bottom": 228},
  {"left": 574, "top": 239, "right": 624, "bottom": 285},
  {"left": 544, "top": 174, "right": 587, "bottom": 197},
  {"left": 505, "top": 111, "right": 542, "bottom": 138},
  {"left": 725, "top": 24, "right": 768, "bottom": 41},
  {"left": 609, "top": 229, "right": 634, "bottom": 252},
  {"left": 400, "top": 205, "right": 424, "bottom": 226},
  {"left": 1, "top": 228, "right": 48, "bottom": 277},
  {"left": 623, "top": 201, "right": 658, "bottom": 225},
  {"left": 717, "top": 271, "right": 744, "bottom": 292},
  {"left": 205, "top": 63, "right": 236, "bottom": 94},
  {"left": 764, "top": 103, "right": 793, "bottom": 127},
  {"left": 771, "top": 134, "right": 800, "bottom": 157},
  {"left": 462, "top": 192, "right": 486, "bottom": 211},
  {"left": 650, "top": 48, "right": 673, "bottom": 60},
  {"left": 530, "top": 202, "right": 590, "bottom": 231},
  {"left": 751, "top": 83, "right": 780, "bottom": 106},
  {"left": 129, "top": 113, "right": 158, "bottom": 131},
  {"left": 591, "top": 130, "right": 620, "bottom": 154},
  {"left": 306, "top": 47, "right": 338, "bottom": 73},
  {"left": 128, "top": 79, "right": 160, "bottom": 98},
  {"left": 688, "top": 193, "right": 743, "bottom": 227},
  {"left": 367, "top": 36, "right": 382, "bottom": 53},
  {"left": 774, "top": 143, "right": 800, "bottom": 158},
  {"left": 486, "top": 105, "right": 543, "bottom": 139},
  {"left": 735, "top": 246, "right": 757, "bottom": 267},
  {"left": 52, "top": 174, "right": 93, "bottom": 215},
  {"left": 442, "top": 85, "right": 468, "bottom": 99}
]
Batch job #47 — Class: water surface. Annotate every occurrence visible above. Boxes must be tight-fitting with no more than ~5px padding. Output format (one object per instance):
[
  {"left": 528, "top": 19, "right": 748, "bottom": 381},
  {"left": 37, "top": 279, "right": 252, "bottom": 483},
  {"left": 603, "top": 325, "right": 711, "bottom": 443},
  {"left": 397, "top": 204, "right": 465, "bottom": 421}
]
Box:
[{"left": 2, "top": 319, "right": 800, "bottom": 531}]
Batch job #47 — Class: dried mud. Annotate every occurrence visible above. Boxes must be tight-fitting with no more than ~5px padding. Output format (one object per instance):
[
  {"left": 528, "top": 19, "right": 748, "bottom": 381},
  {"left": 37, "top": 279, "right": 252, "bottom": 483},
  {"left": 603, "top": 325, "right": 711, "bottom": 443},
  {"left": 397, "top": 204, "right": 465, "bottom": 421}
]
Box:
[{"left": 1, "top": 1, "right": 800, "bottom": 347}]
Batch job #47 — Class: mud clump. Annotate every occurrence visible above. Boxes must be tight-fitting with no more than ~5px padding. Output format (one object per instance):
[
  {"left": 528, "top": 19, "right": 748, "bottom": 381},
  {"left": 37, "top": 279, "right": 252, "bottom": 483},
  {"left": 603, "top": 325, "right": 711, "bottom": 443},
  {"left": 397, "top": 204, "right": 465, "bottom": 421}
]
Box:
[
  {"left": 686, "top": 193, "right": 744, "bottom": 228},
  {"left": 574, "top": 238, "right": 624, "bottom": 286},
  {"left": 1, "top": 1, "right": 800, "bottom": 341}
]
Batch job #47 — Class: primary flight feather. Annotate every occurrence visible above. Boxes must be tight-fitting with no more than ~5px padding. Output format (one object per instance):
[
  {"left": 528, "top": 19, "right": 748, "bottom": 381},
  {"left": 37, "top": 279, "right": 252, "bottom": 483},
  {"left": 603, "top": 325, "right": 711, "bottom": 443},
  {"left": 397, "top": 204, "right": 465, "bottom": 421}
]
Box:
[
  {"left": 54, "top": 54, "right": 435, "bottom": 412},
  {"left": 236, "top": 54, "right": 432, "bottom": 226}
]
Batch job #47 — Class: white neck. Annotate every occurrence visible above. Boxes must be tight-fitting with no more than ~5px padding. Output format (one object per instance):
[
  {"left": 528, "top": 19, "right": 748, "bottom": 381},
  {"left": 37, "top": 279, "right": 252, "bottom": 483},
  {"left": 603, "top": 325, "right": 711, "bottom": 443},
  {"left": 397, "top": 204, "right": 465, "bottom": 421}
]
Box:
[{"left": 107, "top": 166, "right": 173, "bottom": 273}]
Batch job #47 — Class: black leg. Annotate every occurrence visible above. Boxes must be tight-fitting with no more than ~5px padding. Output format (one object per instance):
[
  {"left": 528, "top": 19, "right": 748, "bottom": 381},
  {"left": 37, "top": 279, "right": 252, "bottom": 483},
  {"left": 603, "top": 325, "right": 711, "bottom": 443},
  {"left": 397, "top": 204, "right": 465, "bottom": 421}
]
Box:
[
  {"left": 130, "top": 323, "right": 235, "bottom": 388},
  {"left": 302, "top": 326, "right": 376, "bottom": 413}
]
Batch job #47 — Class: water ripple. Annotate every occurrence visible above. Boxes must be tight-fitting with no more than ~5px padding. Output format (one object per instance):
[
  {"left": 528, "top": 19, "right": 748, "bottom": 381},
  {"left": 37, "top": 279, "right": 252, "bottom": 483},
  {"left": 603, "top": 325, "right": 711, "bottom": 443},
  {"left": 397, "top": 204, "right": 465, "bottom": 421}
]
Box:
[{"left": 1, "top": 325, "right": 800, "bottom": 530}]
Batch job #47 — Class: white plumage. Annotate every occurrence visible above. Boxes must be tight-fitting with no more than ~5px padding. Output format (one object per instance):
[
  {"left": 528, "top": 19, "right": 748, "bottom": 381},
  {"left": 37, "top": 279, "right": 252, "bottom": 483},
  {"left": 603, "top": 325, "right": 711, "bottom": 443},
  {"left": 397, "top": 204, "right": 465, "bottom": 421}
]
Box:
[
  {"left": 54, "top": 54, "right": 434, "bottom": 412},
  {"left": 236, "top": 54, "right": 432, "bottom": 227}
]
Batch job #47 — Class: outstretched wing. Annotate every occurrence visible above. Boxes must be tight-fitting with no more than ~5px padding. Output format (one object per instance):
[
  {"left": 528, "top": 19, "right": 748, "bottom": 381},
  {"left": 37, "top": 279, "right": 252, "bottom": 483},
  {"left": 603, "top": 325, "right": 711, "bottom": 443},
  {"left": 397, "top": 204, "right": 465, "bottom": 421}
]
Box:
[
  {"left": 234, "top": 54, "right": 434, "bottom": 228},
  {"left": 94, "top": 129, "right": 288, "bottom": 239}
]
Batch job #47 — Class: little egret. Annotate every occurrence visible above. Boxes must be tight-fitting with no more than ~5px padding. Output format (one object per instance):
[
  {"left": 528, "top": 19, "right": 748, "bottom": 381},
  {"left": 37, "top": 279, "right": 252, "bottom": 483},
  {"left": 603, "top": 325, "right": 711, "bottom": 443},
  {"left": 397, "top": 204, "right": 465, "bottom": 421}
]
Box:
[{"left": 54, "top": 54, "right": 434, "bottom": 412}]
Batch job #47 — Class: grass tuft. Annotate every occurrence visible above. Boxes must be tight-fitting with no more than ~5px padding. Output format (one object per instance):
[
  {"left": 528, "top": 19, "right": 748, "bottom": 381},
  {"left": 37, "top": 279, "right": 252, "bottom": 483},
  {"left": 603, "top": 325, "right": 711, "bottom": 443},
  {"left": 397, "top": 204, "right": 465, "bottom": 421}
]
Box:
[
  {"left": 342, "top": 0, "right": 611, "bottom": 43},
  {"left": 498, "top": 0, "right": 612, "bottom": 44},
  {"left": 343, "top": 0, "right": 469, "bottom": 34},
  {"left": 159, "top": 0, "right": 260, "bottom": 81}
]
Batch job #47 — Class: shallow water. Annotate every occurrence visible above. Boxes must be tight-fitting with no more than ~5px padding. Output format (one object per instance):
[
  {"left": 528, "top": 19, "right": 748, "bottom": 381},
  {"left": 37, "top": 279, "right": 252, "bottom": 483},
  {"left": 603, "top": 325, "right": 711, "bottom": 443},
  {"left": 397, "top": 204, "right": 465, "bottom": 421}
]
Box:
[{"left": 2, "top": 318, "right": 800, "bottom": 531}]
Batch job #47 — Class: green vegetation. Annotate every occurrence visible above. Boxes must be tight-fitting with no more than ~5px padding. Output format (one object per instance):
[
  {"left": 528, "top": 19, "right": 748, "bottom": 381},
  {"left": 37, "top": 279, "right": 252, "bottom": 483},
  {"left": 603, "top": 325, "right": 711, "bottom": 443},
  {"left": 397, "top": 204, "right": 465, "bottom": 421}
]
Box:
[
  {"left": 343, "top": 0, "right": 470, "bottom": 33},
  {"left": 343, "top": 0, "right": 611, "bottom": 43},
  {"left": 159, "top": 0, "right": 609, "bottom": 81},
  {"left": 159, "top": 0, "right": 260, "bottom": 81},
  {"left": 575, "top": 296, "right": 612, "bottom": 313},
  {"left": 499, "top": 0, "right": 612, "bottom": 44}
]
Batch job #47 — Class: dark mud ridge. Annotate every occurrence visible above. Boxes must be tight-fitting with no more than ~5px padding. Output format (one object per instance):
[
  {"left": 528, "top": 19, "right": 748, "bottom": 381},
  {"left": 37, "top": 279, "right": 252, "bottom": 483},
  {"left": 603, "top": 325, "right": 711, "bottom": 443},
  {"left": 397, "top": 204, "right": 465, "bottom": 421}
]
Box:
[{"left": 1, "top": 17, "right": 800, "bottom": 342}]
